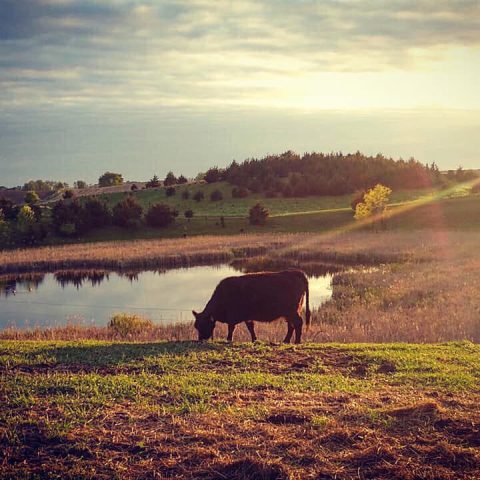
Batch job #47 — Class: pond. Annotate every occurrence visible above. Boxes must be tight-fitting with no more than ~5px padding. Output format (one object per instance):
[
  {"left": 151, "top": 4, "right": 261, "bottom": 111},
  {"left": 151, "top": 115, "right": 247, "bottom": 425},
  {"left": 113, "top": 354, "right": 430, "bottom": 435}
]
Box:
[{"left": 0, "top": 265, "right": 334, "bottom": 330}]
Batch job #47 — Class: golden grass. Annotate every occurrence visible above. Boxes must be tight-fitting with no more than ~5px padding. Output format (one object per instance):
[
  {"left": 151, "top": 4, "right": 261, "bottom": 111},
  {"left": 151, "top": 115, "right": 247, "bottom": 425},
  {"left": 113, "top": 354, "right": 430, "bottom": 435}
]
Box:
[{"left": 2, "top": 230, "right": 480, "bottom": 343}]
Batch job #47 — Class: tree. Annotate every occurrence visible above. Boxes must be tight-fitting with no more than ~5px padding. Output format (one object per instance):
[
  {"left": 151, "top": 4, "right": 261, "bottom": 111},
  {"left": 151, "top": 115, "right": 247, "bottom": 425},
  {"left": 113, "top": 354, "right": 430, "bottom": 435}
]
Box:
[
  {"left": 51, "top": 199, "right": 85, "bottom": 236},
  {"left": 24, "top": 191, "right": 40, "bottom": 205},
  {"left": 164, "top": 171, "right": 177, "bottom": 186},
  {"left": 145, "top": 203, "right": 176, "bottom": 228},
  {"left": 16, "top": 205, "right": 36, "bottom": 233},
  {"left": 83, "top": 198, "right": 111, "bottom": 229},
  {"left": 184, "top": 209, "right": 194, "bottom": 220},
  {"left": 98, "top": 172, "right": 123, "bottom": 187},
  {"left": 177, "top": 175, "right": 188, "bottom": 184},
  {"left": 354, "top": 184, "right": 392, "bottom": 224},
  {"left": 74, "top": 180, "right": 87, "bottom": 189},
  {"left": 146, "top": 175, "right": 161, "bottom": 188},
  {"left": 204, "top": 167, "right": 222, "bottom": 183},
  {"left": 193, "top": 191, "right": 204, "bottom": 202},
  {"left": 249, "top": 203, "right": 269, "bottom": 225},
  {"left": 351, "top": 190, "right": 366, "bottom": 211},
  {"left": 232, "top": 187, "right": 249, "bottom": 198},
  {"left": 112, "top": 196, "right": 143, "bottom": 229},
  {"left": 0, "top": 197, "right": 17, "bottom": 220},
  {"left": 210, "top": 189, "right": 223, "bottom": 201}
]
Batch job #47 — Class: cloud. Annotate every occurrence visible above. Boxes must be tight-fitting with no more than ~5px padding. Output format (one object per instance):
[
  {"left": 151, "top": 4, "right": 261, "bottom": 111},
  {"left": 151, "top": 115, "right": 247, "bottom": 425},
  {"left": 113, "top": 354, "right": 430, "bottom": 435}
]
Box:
[{"left": 0, "top": 0, "right": 479, "bottom": 109}]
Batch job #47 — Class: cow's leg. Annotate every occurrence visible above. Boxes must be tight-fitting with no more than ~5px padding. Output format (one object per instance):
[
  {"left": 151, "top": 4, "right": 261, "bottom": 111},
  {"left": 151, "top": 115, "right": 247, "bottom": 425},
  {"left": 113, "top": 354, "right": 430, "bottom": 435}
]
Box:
[
  {"left": 245, "top": 321, "right": 257, "bottom": 342},
  {"left": 292, "top": 313, "right": 303, "bottom": 344},
  {"left": 283, "top": 320, "right": 294, "bottom": 344},
  {"left": 227, "top": 323, "right": 236, "bottom": 342}
]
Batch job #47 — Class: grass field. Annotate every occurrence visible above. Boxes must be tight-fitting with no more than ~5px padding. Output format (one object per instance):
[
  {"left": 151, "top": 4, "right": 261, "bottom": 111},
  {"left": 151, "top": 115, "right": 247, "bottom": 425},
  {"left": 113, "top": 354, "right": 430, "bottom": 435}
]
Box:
[
  {"left": 96, "top": 182, "right": 439, "bottom": 217},
  {"left": 0, "top": 340, "right": 479, "bottom": 479}
]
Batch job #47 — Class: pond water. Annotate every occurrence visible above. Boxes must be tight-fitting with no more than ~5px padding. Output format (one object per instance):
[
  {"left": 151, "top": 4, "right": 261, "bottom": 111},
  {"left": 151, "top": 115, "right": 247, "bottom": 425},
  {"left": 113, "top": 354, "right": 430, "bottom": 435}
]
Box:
[{"left": 0, "top": 265, "right": 333, "bottom": 330}]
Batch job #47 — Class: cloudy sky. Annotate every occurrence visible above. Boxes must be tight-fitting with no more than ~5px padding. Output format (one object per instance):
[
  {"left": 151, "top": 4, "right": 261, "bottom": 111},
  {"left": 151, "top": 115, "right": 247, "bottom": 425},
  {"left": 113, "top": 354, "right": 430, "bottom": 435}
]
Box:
[{"left": 1, "top": 0, "right": 479, "bottom": 186}]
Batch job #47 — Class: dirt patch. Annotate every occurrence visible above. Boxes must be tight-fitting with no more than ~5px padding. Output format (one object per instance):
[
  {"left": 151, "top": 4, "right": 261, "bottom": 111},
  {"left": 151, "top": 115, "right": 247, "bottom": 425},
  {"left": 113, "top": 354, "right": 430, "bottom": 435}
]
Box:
[
  {"left": 265, "top": 412, "right": 311, "bottom": 425},
  {"left": 197, "top": 458, "right": 290, "bottom": 480},
  {"left": 414, "top": 441, "right": 480, "bottom": 470},
  {"left": 386, "top": 400, "right": 441, "bottom": 420},
  {"left": 376, "top": 360, "right": 397, "bottom": 374}
]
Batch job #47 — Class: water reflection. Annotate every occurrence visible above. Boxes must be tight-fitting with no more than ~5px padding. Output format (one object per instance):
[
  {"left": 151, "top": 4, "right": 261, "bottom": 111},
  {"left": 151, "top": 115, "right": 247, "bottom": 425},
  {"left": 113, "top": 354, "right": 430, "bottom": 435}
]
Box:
[{"left": 0, "top": 262, "right": 335, "bottom": 330}]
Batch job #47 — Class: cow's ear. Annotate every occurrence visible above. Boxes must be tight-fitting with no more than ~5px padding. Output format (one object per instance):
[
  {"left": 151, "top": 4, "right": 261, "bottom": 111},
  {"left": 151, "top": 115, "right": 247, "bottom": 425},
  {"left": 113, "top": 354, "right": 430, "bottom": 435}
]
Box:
[{"left": 192, "top": 310, "right": 198, "bottom": 317}]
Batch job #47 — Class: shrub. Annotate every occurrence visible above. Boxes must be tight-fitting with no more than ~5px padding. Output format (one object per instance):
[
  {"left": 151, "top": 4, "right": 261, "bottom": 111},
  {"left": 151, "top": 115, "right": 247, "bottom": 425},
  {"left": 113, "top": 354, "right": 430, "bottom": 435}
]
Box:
[
  {"left": 165, "top": 186, "right": 176, "bottom": 197},
  {"left": 210, "top": 189, "right": 223, "bottom": 201},
  {"left": 249, "top": 203, "right": 269, "bottom": 225},
  {"left": 83, "top": 198, "right": 111, "bottom": 229},
  {"left": 112, "top": 196, "right": 143, "bottom": 229},
  {"left": 74, "top": 180, "right": 87, "bottom": 189},
  {"left": 146, "top": 175, "right": 161, "bottom": 188},
  {"left": 63, "top": 189, "right": 74, "bottom": 199},
  {"left": 351, "top": 190, "right": 367, "bottom": 211},
  {"left": 177, "top": 175, "right": 188, "bottom": 184},
  {"left": 98, "top": 172, "right": 123, "bottom": 187},
  {"left": 204, "top": 167, "right": 222, "bottom": 183},
  {"left": 145, "top": 203, "right": 176, "bottom": 228},
  {"left": 193, "top": 191, "right": 204, "bottom": 202},
  {"left": 24, "top": 191, "right": 39, "bottom": 205},
  {"left": 181, "top": 190, "right": 190, "bottom": 200},
  {"left": 471, "top": 184, "right": 480, "bottom": 194},
  {"left": 164, "top": 171, "right": 177, "bottom": 186},
  {"left": 51, "top": 199, "right": 86, "bottom": 236},
  {"left": 108, "top": 313, "right": 153, "bottom": 337},
  {"left": 131, "top": 184, "right": 138, "bottom": 191},
  {"left": 232, "top": 187, "right": 249, "bottom": 198},
  {"left": 184, "top": 209, "right": 194, "bottom": 219}
]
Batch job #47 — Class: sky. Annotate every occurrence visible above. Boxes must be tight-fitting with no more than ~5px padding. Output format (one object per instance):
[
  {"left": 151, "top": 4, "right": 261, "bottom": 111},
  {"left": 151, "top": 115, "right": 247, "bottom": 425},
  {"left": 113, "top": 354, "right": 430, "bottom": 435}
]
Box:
[{"left": 0, "top": 0, "right": 479, "bottom": 186}]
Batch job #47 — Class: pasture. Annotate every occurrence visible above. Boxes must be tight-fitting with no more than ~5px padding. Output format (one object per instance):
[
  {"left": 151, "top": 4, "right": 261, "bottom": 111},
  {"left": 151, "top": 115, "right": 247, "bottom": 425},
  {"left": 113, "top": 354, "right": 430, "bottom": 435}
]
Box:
[
  {"left": 0, "top": 341, "right": 479, "bottom": 479},
  {"left": 2, "top": 224, "right": 480, "bottom": 478}
]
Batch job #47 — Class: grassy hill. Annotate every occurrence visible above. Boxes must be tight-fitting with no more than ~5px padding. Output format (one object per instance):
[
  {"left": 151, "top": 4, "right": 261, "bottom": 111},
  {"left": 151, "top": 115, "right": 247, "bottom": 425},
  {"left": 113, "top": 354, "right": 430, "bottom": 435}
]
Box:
[{"left": 95, "top": 182, "right": 438, "bottom": 217}]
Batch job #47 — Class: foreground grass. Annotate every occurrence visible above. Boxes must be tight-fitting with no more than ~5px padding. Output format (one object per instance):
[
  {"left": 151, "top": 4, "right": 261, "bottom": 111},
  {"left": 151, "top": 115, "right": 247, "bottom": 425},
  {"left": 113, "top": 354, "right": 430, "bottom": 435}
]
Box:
[{"left": 0, "top": 341, "right": 479, "bottom": 479}]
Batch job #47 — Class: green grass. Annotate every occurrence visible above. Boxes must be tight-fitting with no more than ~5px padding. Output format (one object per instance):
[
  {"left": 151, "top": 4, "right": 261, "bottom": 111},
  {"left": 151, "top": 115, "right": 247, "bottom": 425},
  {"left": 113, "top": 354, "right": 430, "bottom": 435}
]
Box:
[
  {"left": 1, "top": 340, "right": 479, "bottom": 479},
  {"left": 97, "top": 182, "right": 437, "bottom": 217}
]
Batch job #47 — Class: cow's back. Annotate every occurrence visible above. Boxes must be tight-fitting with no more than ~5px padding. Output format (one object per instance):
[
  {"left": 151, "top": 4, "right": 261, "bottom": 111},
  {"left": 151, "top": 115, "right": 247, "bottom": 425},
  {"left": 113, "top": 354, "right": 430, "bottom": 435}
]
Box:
[{"left": 212, "top": 270, "right": 307, "bottom": 323}]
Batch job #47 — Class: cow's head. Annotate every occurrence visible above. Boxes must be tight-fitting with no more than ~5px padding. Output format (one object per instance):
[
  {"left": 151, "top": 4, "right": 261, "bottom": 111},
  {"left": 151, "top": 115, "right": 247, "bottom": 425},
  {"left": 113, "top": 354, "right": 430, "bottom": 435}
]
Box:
[{"left": 192, "top": 310, "right": 215, "bottom": 341}]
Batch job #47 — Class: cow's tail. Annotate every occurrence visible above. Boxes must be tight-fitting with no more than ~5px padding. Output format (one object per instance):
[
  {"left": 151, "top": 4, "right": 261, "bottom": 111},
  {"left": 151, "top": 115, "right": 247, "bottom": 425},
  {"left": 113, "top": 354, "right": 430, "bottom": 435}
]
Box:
[{"left": 304, "top": 274, "right": 311, "bottom": 329}]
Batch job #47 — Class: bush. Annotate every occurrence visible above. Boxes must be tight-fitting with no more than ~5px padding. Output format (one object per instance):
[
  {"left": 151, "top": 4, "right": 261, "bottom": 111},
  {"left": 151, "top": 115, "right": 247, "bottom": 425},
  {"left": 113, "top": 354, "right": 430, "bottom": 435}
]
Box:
[
  {"left": 145, "top": 203, "right": 176, "bottom": 228},
  {"left": 164, "top": 171, "right": 177, "bottom": 186},
  {"left": 74, "top": 180, "right": 87, "bottom": 189},
  {"left": 177, "top": 175, "right": 188, "bottom": 184},
  {"left": 193, "top": 191, "right": 204, "bottom": 202},
  {"left": 184, "top": 209, "right": 194, "bottom": 219},
  {"left": 210, "top": 189, "right": 223, "bottom": 201},
  {"left": 24, "top": 191, "right": 39, "bottom": 205},
  {"left": 51, "top": 199, "right": 86, "bottom": 236},
  {"left": 112, "top": 196, "right": 143, "bottom": 229},
  {"left": 351, "top": 190, "right": 366, "bottom": 211},
  {"left": 108, "top": 313, "right": 153, "bottom": 337},
  {"left": 181, "top": 190, "right": 190, "bottom": 200},
  {"left": 146, "top": 175, "right": 160, "bottom": 188},
  {"left": 165, "top": 186, "right": 176, "bottom": 197},
  {"left": 83, "top": 198, "right": 111, "bottom": 229},
  {"left": 471, "top": 184, "right": 480, "bottom": 194},
  {"left": 204, "top": 167, "right": 222, "bottom": 183},
  {"left": 232, "top": 187, "right": 249, "bottom": 198},
  {"left": 63, "top": 189, "right": 74, "bottom": 199},
  {"left": 98, "top": 172, "right": 123, "bottom": 187},
  {"left": 249, "top": 203, "right": 269, "bottom": 225},
  {"left": 131, "top": 184, "right": 138, "bottom": 191}
]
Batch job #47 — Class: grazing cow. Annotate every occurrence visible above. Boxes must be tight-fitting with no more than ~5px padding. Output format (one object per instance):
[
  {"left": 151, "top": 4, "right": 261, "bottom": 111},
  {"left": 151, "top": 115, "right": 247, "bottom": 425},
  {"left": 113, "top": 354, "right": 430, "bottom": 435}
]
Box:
[{"left": 192, "top": 270, "right": 310, "bottom": 344}]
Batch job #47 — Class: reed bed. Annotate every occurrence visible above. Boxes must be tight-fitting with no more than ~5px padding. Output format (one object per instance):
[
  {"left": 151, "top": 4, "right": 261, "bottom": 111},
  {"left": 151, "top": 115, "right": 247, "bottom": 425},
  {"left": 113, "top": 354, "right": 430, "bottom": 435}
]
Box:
[
  {"left": 2, "top": 230, "right": 480, "bottom": 343},
  {"left": 0, "top": 229, "right": 467, "bottom": 274}
]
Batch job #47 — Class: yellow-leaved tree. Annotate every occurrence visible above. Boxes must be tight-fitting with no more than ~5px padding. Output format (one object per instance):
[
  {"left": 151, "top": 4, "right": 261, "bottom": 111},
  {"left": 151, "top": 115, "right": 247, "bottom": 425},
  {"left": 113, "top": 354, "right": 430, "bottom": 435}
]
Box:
[{"left": 354, "top": 184, "right": 392, "bottom": 224}]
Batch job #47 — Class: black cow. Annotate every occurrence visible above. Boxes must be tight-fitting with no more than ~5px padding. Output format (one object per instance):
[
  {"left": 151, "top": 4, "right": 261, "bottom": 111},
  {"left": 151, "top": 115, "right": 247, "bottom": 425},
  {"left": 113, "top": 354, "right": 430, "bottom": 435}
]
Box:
[{"left": 192, "top": 270, "right": 310, "bottom": 344}]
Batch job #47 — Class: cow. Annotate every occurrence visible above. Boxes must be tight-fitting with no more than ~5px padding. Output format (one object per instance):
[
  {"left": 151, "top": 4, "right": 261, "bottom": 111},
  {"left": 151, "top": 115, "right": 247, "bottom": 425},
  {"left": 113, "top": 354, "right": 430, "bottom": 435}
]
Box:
[{"left": 192, "top": 270, "right": 310, "bottom": 344}]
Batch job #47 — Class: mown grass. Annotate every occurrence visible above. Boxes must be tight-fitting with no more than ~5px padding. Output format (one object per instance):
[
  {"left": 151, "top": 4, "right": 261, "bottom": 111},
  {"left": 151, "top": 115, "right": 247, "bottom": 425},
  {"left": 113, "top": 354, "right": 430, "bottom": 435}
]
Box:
[{"left": 1, "top": 341, "right": 479, "bottom": 479}]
